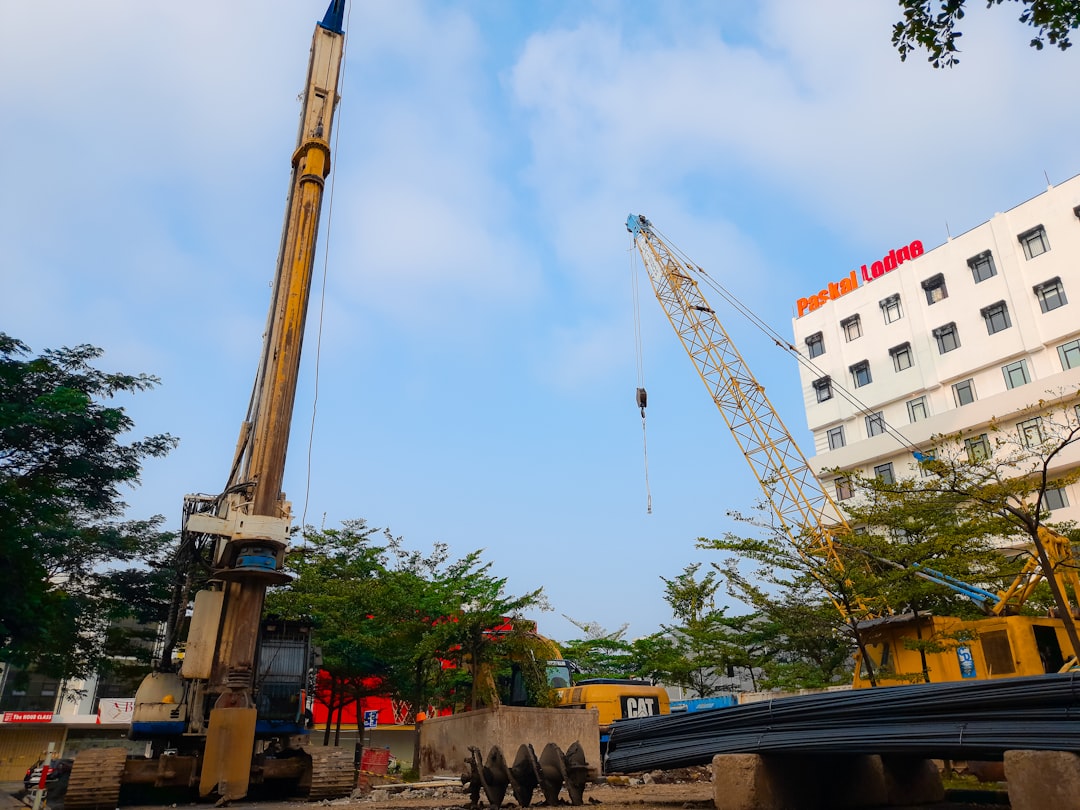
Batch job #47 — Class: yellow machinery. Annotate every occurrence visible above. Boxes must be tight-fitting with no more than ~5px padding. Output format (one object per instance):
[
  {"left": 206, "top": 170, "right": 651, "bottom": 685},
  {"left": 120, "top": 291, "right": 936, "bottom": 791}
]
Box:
[
  {"left": 476, "top": 628, "right": 669, "bottom": 734},
  {"left": 627, "top": 213, "right": 1079, "bottom": 688},
  {"left": 64, "top": 5, "right": 350, "bottom": 808}
]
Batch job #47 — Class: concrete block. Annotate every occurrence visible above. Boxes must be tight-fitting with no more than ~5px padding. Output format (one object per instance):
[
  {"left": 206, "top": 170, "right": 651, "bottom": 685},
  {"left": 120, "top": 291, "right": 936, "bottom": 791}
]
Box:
[
  {"left": 418, "top": 706, "right": 600, "bottom": 779},
  {"left": 711, "top": 754, "right": 892, "bottom": 810},
  {"left": 881, "top": 756, "right": 945, "bottom": 805},
  {"left": 1005, "top": 750, "right": 1080, "bottom": 810}
]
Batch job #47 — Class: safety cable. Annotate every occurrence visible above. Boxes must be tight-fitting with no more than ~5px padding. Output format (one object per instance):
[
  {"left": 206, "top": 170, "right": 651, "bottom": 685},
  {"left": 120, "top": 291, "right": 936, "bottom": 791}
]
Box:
[
  {"left": 301, "top": 0, "right": 352, "bottom": 541},
  {"left": 630, "top": 247, "right": 653, "bottom": 514}
]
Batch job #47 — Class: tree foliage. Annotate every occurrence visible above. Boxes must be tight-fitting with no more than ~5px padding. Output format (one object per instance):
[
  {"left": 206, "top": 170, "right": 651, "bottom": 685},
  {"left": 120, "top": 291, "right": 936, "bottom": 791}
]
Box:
[
  {"left": 0, "top": 334, "right": 177, "bottom": 678},
  {"left": 266, "top": 524, "right": 549, "bottom": 726},
  {"left": 893, "top": 0, "right": 1079, "bottom": 67}
]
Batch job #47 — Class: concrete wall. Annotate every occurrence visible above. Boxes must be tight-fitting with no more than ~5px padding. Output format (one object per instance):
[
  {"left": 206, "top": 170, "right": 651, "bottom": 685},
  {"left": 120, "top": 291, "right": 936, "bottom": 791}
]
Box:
[{"left": 418, "top": 706, "right": 599, "bottom": 779}]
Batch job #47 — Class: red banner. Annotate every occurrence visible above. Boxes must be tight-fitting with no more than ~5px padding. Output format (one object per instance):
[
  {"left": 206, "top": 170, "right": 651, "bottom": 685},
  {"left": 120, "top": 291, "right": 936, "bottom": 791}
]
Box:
[{"left": 2, "top": 711, "right": 54, "bottom": 723}]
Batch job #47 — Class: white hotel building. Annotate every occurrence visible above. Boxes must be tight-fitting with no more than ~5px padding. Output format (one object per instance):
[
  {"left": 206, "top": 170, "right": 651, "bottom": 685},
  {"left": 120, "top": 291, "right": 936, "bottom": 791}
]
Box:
[{"left": 791, "top": 174, "right": 1080, "bottom": 523}]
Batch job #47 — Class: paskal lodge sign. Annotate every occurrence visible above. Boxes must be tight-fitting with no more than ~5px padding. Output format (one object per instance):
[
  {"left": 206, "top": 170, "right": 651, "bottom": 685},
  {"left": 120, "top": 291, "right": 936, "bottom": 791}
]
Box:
[{"left": 796, "top": 239, "right": 924, "bottom": 318}]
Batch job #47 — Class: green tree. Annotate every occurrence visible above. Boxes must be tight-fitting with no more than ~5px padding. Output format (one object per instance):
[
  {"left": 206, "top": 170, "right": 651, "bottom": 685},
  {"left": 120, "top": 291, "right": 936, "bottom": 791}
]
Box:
[
  {"left": 266, "top": 520, "right": 393, "bottom": 743},
  {"left": 557, "top": 618, "right": 639, "bottom": 680},
  {"left": 653, "top": 564, "right": 738, "bottom": 697},
  {"left": 425, "top": 551, "right": 549, "bottom": 710},
  {"left": 714, "top": 562, "right": 853, "bottom": 690},
  {"left": 892, "top": 0, "right": 1079, "bottom": 67},
  {"left": 888, "top": 398, "right": 1080, "bottom": 660},
  {"left": 702, "top": 509, "right": 889, "bottom": 685},
  {"left": 0, "top": 334, "right": 176, "bottom": 678}
]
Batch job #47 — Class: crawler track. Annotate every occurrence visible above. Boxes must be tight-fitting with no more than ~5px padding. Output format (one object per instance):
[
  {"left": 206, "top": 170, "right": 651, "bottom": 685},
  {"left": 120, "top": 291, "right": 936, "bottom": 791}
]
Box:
[
  {"left": 65, "top": 748, "right": 127, "bottom": 810},
  {"left": 305, "top": 746, "right": 356, "bottom": 800}
]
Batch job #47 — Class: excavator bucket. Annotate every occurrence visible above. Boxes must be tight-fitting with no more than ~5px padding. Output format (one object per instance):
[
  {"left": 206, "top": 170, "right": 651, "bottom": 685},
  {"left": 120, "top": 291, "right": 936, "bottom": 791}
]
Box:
[{"left": 199, "top": 707, "right": 257, "bottom": 801}]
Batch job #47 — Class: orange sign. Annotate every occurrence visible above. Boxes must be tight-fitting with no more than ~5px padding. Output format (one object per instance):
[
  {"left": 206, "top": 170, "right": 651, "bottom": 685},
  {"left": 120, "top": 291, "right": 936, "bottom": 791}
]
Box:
[{"left": 797, "top": 240, "right": 924, "bottom": 318}]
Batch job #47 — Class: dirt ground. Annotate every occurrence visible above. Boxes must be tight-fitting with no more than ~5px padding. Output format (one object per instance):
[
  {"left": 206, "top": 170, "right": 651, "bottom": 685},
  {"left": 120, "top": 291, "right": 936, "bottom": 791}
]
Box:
[{"left": 6, "top": 766, "right": 1009, "bottom": 810}]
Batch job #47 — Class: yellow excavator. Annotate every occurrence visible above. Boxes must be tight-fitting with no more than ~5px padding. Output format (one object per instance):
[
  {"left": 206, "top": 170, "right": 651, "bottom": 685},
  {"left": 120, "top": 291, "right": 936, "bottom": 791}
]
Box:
[
  {"left": 64, "top": 5, "right": 350, "bottom": 807},
  {"left": 627, "top": 213, "right": 1080, "bottom": 689}
]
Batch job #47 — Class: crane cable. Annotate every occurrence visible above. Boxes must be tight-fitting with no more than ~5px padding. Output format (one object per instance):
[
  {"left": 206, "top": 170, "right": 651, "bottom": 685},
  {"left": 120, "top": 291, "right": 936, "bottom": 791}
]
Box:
[
  {"left": 631, "top": 245, "right": 653, "bottom": 514},
  {"left": 301, "top": 0, "right": 352, "bottom": 542}
]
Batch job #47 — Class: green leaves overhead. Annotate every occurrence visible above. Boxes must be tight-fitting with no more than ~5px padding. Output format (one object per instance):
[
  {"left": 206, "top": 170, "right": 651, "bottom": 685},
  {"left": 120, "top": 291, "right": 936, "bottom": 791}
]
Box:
[{"left": 0, "top": 333, "right": 177, "bottom": 679}]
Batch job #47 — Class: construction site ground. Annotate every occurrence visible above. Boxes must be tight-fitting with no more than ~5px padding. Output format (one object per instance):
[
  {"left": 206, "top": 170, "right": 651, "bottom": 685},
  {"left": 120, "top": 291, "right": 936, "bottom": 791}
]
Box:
[{"left": 4, "top": 766, "right": 1011, "bottom": 810}]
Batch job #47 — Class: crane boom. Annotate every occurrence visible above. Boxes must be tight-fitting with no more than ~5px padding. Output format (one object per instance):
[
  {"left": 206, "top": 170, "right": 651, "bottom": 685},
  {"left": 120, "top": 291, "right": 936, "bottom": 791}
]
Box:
[
  {"left": 197, "top": 6, "right": 345, "bottom": 799},
  {"left": 68, "top": 8, "right": 360, "bottom": 808},
  {"left": 626, "top": 214, "right": 878, "bottom": 621}
]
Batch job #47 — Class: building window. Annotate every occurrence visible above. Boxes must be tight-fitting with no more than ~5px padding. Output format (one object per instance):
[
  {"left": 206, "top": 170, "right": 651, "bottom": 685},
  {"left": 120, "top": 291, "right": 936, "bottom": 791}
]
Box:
[
  {"left": 922, "top": 274, "right": 948, "bottom": 305},
  {"left": 1059, "top": 339, "right": 1080, "bottom": 370},
  {"left": 813, "top": 376, "right": 833, "bottom": 403},
  {"left": 968, "top": 251, "right": 997, "bottom": 283},
  {"left": 1034, "top": 278, "right": 1068, "bottom": 313},
  {"left": 1019, "top": 225, "right": 1050, "bottom": 259},
  {"left": 827, "top": 425, "right": 845, "bottom": 450},
  {"left": 918, "top": 453, "right": 936, "bottom": 477},
  {"left": 933, "top": 322, "right": 960, "bottom": 354},
  {"left": 981, "top": 301, "right": 1012, "bottom": 335},
  {"left": 806, "top": 332, "right": 825, "bottom": 358},
  {"left": 841, "top": 315, "right": 862, "bottom": 342},
  {"left": 966, "top": 434, "right": 991, "bottom": 463},
  {"left": 953, "top": 379, "right": 976, "bottom": 407},
  {"left": 1018, "top": 417, "right": 1043, "bottom": 448},
  {"left": 890, "top": 342, "right": 913, "bottom": 372},
  {"left": 907, "top": 396, "right": 928, "bottom": 423},
  {"left": 865, "top": 411, "right": 886, "bottom": 437},
  {"left": 835, "top": 477, "right": 853, "bottom": 501},
  {"left": 880, "top": 294, "right": 903, "bottom": 324},
  {"left": 850, "top": 360, "right": 872, "bottom": 388},
  {"left": 874, "top": 462, "right": 895, "bottom": 484},
  {"left": 1045, "top": 487, "right": 1069, "bottom": 510},
  {"left": 1002, "top": 359, "right": 1030, "bottom": 390}
]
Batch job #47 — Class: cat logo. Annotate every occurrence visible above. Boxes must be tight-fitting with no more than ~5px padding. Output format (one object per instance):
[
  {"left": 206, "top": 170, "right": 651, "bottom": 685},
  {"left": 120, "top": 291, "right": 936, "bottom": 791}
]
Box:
[{"left": 620, "top": 695, "right": 658, "bottom": 719}]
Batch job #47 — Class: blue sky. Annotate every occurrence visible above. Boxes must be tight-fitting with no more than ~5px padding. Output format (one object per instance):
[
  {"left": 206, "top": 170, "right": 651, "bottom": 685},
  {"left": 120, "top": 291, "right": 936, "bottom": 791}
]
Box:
[{"left": 2, "top": 1, "right": 1078, "bottom": 644}]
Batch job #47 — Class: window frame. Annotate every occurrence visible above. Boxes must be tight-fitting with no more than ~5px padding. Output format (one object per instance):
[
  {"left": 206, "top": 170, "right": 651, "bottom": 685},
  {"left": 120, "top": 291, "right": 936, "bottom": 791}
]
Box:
[
  {"left": 1059, "top": 338, "right": 1080, "bottom": 371},
  {"left": 921, "top": 274, "right": 948, "bottom": 305},
  {"left": 806, "top": 332, "right": 825, "bottom": 358},
  {"left": 1018, "top": 417, "right": 1043, "bottom": 449},
  {"left": 841, "top": 314, "right": 862, "bottom": 342},
  {"left": 827, "top": 425, "right": 845, "bottom": 450},
  {"left": 813, "top": 376, "right": 833, "bottom": 403},
  {"left": 968, "top": 250, "right": 997, "bottom": 283},
  {"left": 874, "top": 462, "right": 895, "bottom": 485},
  {"left": 865, "top": 411, "right": 886, "bottom": 437},
  {"left": 933, "top": 322, "right": 960, "bottom": 354},
  {"left": 906, "top": 396, "right": 928, "bottom": 423},
  {"left": 835, "top": 477, "right": 853, "bottom": 501},
  {"left": 1045, "top": 487, "right": 1069, "bottom": 511},
  {"left": 880, "top": 294, "right": 903, "bottom": 324},
  {"left": 850, "top": 360, "right": 872, "bottom": 388},
  {"left": 953, "top": 378, "right": 976, "bottom": 407},
  {"left": 965, "top": 433, "right": 991, "bottom": 463},
  {"left": 890, "top": 342, "right": 913, "bottom": 372},
  {"left": 1002, "top": 359, "right": 1031, "bottom": 390},
  {"left": 981, "top": 300, "right": 1012, "bottom": 335},
  {"left": 1034, "top": 277, "right": 1067, "bottom": 313},
  {"left": 1018, "top": 225, "right": 1050, "bottom": 260}
]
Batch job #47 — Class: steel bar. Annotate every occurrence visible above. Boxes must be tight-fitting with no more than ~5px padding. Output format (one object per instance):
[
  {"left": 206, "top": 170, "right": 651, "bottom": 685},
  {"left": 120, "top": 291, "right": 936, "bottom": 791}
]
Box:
[{"left": 607, "top": 673, "right": 1080, "bottom": 773}]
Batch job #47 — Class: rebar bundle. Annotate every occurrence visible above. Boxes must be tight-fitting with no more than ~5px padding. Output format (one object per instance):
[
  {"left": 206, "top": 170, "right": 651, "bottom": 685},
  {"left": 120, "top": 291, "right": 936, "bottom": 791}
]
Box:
[{"left": 606, "top": 673, "right": 1080, "bottom": 773}]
